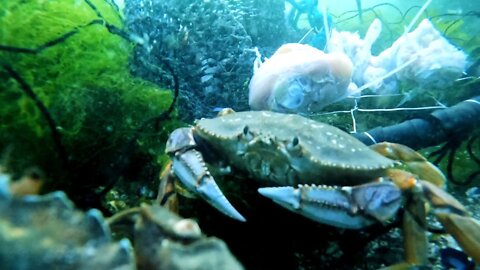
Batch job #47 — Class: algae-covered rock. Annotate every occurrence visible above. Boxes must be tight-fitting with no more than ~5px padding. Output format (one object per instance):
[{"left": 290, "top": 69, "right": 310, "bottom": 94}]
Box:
[{"left": 0, "top": 0, "right": 180, "bottom": 206}]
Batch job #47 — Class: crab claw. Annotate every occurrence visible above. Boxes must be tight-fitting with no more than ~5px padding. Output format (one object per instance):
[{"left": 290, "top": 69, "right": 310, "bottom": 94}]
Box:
[
  {"left": 258, "top": 181, "right": 402, "bottom": 229},
  {"left": 172, "top": 149, "right": 246, "bottom": 222}
]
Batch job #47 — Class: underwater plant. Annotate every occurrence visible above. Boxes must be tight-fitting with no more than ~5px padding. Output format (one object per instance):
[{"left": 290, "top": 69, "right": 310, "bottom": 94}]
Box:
[{"left": 0, "top": 0, "right": 180, "bottom": 209}]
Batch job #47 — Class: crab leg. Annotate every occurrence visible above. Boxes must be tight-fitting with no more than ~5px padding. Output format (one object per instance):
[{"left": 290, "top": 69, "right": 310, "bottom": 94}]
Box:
[
  {"left": 402, "top": 193, "right": 428, "bottom": 266},
  {"left": 258, "top": 181, "right": 402, "bottom": 229},
  {"left": 420, "top": 180, "right": 480, "bottom": 263},
  {"left": 171, "top": 149, "right": 246, "bottom": 222},
  {"left": 370, "top": 142, "right": 446, "bottom": 188},
  {"left": 435, "top": 213, "right": 480, "bottom": 263}
]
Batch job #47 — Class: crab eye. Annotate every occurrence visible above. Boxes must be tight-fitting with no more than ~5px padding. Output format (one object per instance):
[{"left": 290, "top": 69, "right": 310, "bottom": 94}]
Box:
[
  {"left": 287, "top": 136, "right": 301, "bottom": 153},
  {"left": 239, "top": 125, "right": 253, "bottom": 141},
  {"left": 243, "top": 125, "right": 249, "bottom": 136},
  {"left": 292, "top": 136, "right": 299, "bottom": 147}
]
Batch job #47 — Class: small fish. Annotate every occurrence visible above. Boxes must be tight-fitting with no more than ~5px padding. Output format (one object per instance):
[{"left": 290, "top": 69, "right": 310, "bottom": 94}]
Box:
[{"left": 440, "top": 247, "right": 475, "bottom": 270}]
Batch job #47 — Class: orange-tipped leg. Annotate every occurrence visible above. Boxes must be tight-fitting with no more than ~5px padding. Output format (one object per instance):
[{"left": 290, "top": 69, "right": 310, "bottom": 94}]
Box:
[
  {"left": 370, "top": 142, "right": 446, "bottom": 188},
  {"left": 420, "top": 180, "right": 480, "bottom": 263},
  {"left": 435, "top": 212, "right": 480, "bottom": 264}
]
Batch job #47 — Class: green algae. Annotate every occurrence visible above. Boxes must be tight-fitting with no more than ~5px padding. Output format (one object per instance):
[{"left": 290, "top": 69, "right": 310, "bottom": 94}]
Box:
[{"left": 0, "top": 0, "right": 180, "bottom": 203}]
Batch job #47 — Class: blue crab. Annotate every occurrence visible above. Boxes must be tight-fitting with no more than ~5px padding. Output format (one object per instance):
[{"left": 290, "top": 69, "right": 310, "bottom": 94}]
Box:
[{"left": 160, "top": 109, "right": 480, "bottom": 266}]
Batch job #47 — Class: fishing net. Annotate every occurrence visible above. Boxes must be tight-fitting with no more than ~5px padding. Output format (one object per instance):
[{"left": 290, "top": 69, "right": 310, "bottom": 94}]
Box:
[{"left": 125, "top": 0, "right": 287, "bottom": 121}]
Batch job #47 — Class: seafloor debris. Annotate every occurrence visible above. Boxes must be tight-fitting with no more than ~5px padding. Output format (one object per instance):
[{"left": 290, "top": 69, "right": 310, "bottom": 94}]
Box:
[
  {"left": 250, "top": 18, "right": 468, "bottom": 114},
  {"left": 249, "top": 43, "right": 355, "bottom": 113},
  {"left": 331, "top": 18, "right": 467, "bottom": 95}
]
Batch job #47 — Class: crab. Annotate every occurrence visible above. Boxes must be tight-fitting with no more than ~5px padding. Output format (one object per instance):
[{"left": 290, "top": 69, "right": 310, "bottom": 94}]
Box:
[
  {"left": 160, "top": 109, "right": 480, "bottom": 266},
  {"left": 0, "top": 170, "right": 243, "bottom": 270}
]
